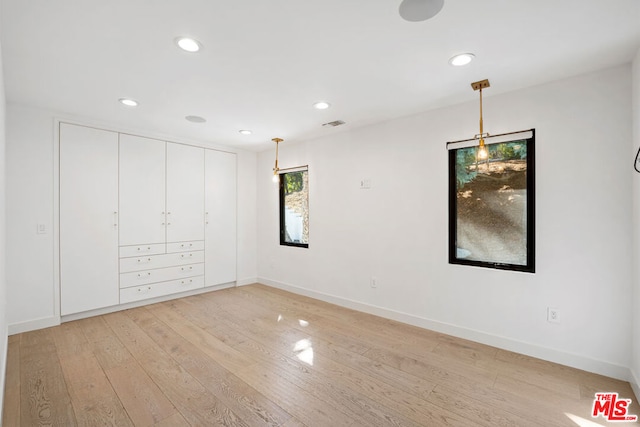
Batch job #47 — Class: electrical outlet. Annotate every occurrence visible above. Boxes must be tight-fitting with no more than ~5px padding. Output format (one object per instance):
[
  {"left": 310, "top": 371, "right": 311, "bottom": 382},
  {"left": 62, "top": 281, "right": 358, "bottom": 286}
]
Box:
[
  {"left": 370, "top": 277, "right": 377, "bottom": 288},
  {"left": 547, "top": 307, "right": 560, "bottom": 323},
  {"left": 37, "top": 224, "right": 47, "bottom": 234}
]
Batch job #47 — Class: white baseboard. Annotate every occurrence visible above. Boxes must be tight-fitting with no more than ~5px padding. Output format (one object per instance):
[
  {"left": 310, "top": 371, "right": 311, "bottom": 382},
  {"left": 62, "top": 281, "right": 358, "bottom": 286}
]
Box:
[
  {"left": 0, "top": 330, "right": 7, "bottom": 421},
  {"left": 62, "top": 283, "right": 235, "bottom": 323},
  {"left": 631, "top": 368, "right": 640, "bottom": 403},
  {"left": 9, "top": 315, "right": 60, "bottom": 335},
  {"left": 9, "top": 282, "right": 237, "bottom": 332},
  {"left": 258, "top": 277, "right": 632, "bottom": 382},
  {"left": 236, "top": 277, "right": 258, "bottom": 287}
]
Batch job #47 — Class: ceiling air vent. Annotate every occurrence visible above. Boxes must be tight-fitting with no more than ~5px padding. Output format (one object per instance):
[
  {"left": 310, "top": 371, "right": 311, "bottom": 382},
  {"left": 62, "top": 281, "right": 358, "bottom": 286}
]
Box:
[{"left": 322, "top": 120, "right": 345, "bottom": 127}]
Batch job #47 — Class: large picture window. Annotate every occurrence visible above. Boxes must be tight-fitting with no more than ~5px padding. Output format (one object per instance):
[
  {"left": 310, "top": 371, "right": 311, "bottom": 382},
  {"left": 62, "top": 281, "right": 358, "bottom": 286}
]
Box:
[
  {"left": 279, "top": 167, "right": 309, "bottom": 248},
  {"left": 448, "top": 130, "right": 535, "bottom": 272}
]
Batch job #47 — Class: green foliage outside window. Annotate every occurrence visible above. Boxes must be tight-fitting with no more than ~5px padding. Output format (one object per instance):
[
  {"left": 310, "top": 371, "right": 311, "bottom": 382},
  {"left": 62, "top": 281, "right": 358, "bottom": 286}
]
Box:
[
  {"left": 284, "top": 171, "right": 304, "bottom": 194},
  {"left": 455, "top": 140, "right": 527, "bottom": 189}
]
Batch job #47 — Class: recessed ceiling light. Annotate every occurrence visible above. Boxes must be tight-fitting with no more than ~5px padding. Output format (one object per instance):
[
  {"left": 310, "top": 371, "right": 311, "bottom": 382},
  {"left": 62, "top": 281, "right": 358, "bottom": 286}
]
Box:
[
  {"left": 175, "top": 37, "right": 202, "bottom": 53},
  {"left": 239, "top": 130, "right": 252, "bottom": 135},
  {"left": 449, "top": 53, "right": 475, "bottom": 66},
  {"left": 119, "top": 98, "right": 138, "bottom": 107},
  {"left": 185, "top": 115, "right": 206, "bottom": 123},
  {"left": 313, "top": 101, "right": 331, "bottom": 110}
]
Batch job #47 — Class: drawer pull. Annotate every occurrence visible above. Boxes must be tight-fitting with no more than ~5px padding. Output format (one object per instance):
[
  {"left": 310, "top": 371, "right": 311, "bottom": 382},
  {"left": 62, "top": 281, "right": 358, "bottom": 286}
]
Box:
[
  {"left": 136, "top": 246, "right": 151, "bottom": 251},
  {"left": 137, "top": 258, "right": 152, "bottom": 263},
  {"left": 180, "top": 266, "right": 193, "bottom": 271},
  {"left": 137, "top": 272, "right": 152, "bottom": 278},
  {"left": 180, "top": 279, "right": 194, "bottom": 285},
  {"left": 180, "top": 253, "right": 194, "bottom": 258}
]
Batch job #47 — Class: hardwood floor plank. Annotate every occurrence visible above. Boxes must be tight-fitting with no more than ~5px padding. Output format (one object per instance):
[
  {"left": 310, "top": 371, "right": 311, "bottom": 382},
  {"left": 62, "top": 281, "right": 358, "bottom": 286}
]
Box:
[
  {"left": 236, "top": 363, "right": 357, "bottom": 427},
  {"left": 77, "top": 315, "right": 136, "bottom": 370},
  {"left": 2, "top": 338, "right": 21, "bottom": 426},
  {"left": 105, "top": 359, "right": 180, "bottom": 425},
  {"left": 104, "top": 310, "right": 249, "bottom": 426},
  {"left": 81, "top": 314, "right": 180, "bottom": 426},
  {"left": 4, "top": 284, "right": 639, "bottom": 426},
  {"left": 130, "top": 306, "right": 293, "bottom": 426},
  {"left": 145, "top": 301, "right": 258, "bottom": 373},
  {"left": 19, "top": 328, "right": 77, "bottom": 426},
  {"left": 51, "top": 324, "right": 133, "bottom": 426},
  {"left": 427, "top": 384, "right": 539, "bottom": 427},
  {"left": 153, "top": 411, "right": 192, "bottom": 426}
]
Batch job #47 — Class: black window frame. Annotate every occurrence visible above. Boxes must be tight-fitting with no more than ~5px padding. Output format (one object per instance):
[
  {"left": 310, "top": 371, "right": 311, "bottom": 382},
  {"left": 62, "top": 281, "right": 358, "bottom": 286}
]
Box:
[
  {"left": 448, "top": 129, "right": 535, "bottom": 273},
  {"left": 279, "top": 168, "right": 309, "bottom": 248}
]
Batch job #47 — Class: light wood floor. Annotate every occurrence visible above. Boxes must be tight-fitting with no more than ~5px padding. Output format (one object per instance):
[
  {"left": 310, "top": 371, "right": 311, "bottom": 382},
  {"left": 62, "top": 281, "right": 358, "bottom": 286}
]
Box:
[{"left": 3, "top": 284, "right": 639, "bottom": 426}]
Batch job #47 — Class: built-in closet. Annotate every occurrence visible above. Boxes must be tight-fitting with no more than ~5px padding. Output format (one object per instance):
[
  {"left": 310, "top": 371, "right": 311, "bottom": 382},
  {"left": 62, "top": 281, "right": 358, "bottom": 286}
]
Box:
[{"left": 59, "top": 122, "right": 236, "bottom": 316}]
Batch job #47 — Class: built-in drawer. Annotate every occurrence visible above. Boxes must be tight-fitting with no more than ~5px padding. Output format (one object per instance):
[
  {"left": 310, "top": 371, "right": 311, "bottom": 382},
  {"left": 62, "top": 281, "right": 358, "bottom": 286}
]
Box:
[
  {"left": 166, "top": 240, "right": 204, "bottom": 253},
  {"left": 119, "top": 263, "right": 204, "bottom": 288},
  {"left": 119, "top": 243, "right": 165, "bottom": 258},
  {"left": 119, "top": 251, "right": 204, "bottom": 273},
  {"left": 120, "top": 275, "right": 204, "bottom": 304}
]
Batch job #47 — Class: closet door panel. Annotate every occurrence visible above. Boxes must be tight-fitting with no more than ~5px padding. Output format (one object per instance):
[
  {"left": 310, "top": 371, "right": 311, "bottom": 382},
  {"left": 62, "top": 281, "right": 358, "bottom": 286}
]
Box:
[
  {"left": 166, "top": 143, "right": 205, "bottom": 242},
  {"left": 205, "top": 150, "right": 237, "bottom": 286},
  {"left": 60, "top": 123, "right": 119, "bottom": 315},
  {"left": 119, "top": 134, "right": 166, "bottom": 246}
]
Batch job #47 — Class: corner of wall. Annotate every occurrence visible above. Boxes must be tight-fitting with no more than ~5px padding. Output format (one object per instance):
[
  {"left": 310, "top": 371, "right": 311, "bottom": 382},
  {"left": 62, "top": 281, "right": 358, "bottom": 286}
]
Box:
[
  {"left": 632, "top": 47, "right": 640, "bottom": 405},
  {"left": 0, "top": 26, "right": 8, "bottom": 420}
]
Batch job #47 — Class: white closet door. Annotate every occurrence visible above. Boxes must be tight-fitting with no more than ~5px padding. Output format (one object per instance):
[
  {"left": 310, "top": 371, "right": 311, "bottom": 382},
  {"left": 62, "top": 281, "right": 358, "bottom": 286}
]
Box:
[
  {"left": 205, "top": 150, "right": 237, "bottom": 286},
  {"left": 119, "top": 134, "right": 166, "bottom": 246},
  {"left": 166, "top": 143, "right": 205, "bottom": 242},
  {"left": 60, "top": 123, "right": 119, "bottom": 315}
]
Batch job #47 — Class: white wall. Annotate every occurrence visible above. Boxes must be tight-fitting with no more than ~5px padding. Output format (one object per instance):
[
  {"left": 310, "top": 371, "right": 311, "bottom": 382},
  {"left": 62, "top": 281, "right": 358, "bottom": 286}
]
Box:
[
  {"left": 6, "top": 106, "right": 56, "bottom": 330},
  {"left": 5, "top": 105, "right": 258, "bottom": 332},
  {"left": 0, "top": 33, "right": 8, "bottom": 419},
  {"left": 257, "top": 65, "right": 634, "bottom": 381},
  {"left": 632, "top": 49, "right": 640, "bottom": 400}
]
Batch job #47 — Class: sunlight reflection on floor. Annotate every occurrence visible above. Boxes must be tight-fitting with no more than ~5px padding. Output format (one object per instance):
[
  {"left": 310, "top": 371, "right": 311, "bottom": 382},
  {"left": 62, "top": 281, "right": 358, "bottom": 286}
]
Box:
[
  {"left": 565, "top": 413, "right": 604, "bottom": 427},
  {"left": 293, "top": 338, "right": 314, "bottom": 365}
]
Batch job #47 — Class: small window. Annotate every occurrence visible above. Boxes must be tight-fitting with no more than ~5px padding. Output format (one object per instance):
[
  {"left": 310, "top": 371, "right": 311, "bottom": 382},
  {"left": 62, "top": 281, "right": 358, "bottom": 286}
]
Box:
[{"left": 279, "top": 168, "right": 309, "bottom": 248}]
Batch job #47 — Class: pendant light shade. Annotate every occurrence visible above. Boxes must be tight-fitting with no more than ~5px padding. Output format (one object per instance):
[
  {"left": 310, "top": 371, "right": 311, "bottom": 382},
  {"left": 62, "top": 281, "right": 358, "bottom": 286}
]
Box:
[{"left": 399, "top": 0, "right": 444, "bottom": 22}]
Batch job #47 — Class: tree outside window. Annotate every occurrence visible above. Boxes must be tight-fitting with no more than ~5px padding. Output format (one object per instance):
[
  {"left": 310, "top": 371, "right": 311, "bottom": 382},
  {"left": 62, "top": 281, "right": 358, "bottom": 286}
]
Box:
[{"left": 279, "top": 169, "right": 309, "bottom": 248}]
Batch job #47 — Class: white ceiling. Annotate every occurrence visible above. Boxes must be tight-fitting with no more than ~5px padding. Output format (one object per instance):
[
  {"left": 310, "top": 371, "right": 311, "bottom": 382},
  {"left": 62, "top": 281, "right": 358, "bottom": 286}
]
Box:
[{"left": 1, "top": 0, "right": 639, "bottom": 151}]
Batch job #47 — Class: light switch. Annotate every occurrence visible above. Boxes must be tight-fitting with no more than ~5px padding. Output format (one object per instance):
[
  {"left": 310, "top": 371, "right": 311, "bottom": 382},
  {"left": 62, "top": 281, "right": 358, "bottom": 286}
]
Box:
[
  {"left": 360, "top": 178, "right": 371, "bottom": 189},
  {"left": 37, "top": 224, "right": 46, "bottom": 234}
]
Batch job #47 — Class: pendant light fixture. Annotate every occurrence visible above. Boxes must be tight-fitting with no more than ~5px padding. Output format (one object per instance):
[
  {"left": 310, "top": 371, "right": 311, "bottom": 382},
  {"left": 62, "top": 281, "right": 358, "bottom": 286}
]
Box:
[
  {"left": 471, "top": 79, "right": 490, "bottom": 160},
  {"left": 272, "top": 137, "right": 283, "bottom": 182}
]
